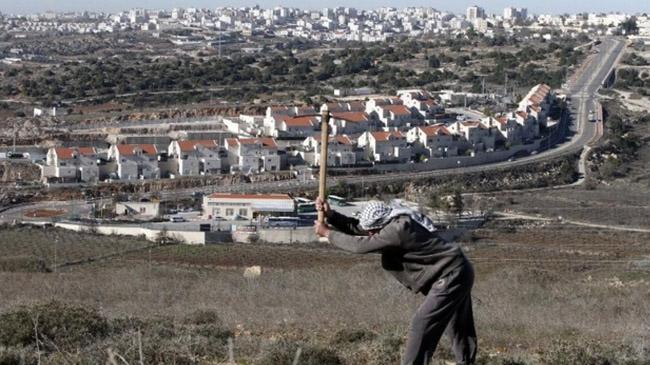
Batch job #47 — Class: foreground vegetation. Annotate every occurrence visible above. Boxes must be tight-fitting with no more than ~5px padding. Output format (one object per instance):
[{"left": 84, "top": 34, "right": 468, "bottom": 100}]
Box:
[{"left": 0, "top": 222, "right": 649, "bottom": 364}]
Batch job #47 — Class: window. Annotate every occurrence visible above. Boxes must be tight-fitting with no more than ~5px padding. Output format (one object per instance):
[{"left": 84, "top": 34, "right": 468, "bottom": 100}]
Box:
[
  {"left": 239, "top": 208, "right": 248, "bottom": 217},
  {"left": 140, "top": 207, "right": 147, "bottom": 214},
  {"left": 213, "top": 208, "right": 221, "bottom": 215},
  {"left": 225, "top": 208, "right": 234, "bottom": 216}
]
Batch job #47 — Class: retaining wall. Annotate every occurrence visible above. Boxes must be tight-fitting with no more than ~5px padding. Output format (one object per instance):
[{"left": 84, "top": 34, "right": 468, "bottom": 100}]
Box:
[
  {"left": 53, "top": 222, "right": 206, "bottom": 245},
  {"left": 374, "top": 140, "right": 543, "bottom": 173}
]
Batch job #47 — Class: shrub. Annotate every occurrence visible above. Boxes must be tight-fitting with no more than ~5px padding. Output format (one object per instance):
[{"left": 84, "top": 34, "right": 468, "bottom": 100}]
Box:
[
  {"left": 331, "top": 328, "right": 377, "bottom": 344},
  {"left": 0, "top": 256, "right": 50, "bottom": 272},
  {"left": 0, "top": 301, "right": 108, "bottom": 350},
  {"left": 184, "top": 309, "right": 224, "bottom": 326}
]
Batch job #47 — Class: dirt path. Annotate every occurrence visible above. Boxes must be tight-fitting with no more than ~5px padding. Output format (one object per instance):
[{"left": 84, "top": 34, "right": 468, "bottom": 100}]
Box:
[{"left": 495, "top": 211, "right": 650, "bottom": 233}]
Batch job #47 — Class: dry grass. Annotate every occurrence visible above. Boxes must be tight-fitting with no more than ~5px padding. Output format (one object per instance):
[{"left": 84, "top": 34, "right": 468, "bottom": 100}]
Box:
[{"left": 1, "top": 223, "right": 649, "bottom": 363}]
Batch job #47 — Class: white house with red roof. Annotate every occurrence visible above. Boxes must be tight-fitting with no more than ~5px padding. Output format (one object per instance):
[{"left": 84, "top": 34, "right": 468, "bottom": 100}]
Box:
[
  {"left": 107, "top": 144, "right": 160, "bottom": 180},
  {"left": 398, "top": 89, "right": 445, "bottom": 119},
  {"left": 263, "top": 105, "right": 319, "bottom": 137},
  {"left": 375, "top": 104, "right": 415, "bottom": 130},
  {"left": 202, "top": 193, "right": 295, "bottom": 220},
  {"left": 357, "top": 131, "right": 411, "bottom": 162},
  {"left": 275, "top": 115, "right": 320, "bottom": 138},
  {"left": 301, "top": 134, "right": 357, "bottom": 167},
  {"left": 43, "top": 147, "right": 99, "bottom": 182},
  {"left": 365, "top": 97, "right": 403, "bottom": 115},
  {"left": 224, "top": 137, "right": 281, "bottom": 173},
  {"left": 518, "top": 84, "right": 554, "bottom": 127},
  {"left": 168, "top": 139, "right": 223, "bottom": 177},
  {"left": 329, "top": 111, "right": 374, "bottom": 135},
  {"left": 484, "top": 116, "right": 522, "bottom": 145},
  {"left": 406, "top": 124, "right": 460, "bottom": 158},
  {"left": 448, "top": 120, "right": 497, "bottom": 152}
]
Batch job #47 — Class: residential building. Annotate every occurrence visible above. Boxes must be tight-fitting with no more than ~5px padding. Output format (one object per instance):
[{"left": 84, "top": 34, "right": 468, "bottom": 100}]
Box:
[
  {"left": 358, "top": 131, "right": 410, "bottom": 162},
  {"left": 406, "top": 124, "right": 459, "bottom": 158},
  {"left": 329, "top": 111, "right": 374, "bottom": 135},
  {"left": 263, "top": 105, "right": 318, "bottom": 137},
  {"left": 202, "top": 193, "right": 295, "bottom": 220},
  {"left": 518, "top": 83, "right": 554, "bottom": 127},
  {"left": 375, "top": 104, "right": 415, "bottom": 130},
  {"left": 485, "top": 116, "right": 521, "bottom": 145},
  {"left": 114, "top": 201, "right": 161, "bottom": 218},
  {"left": 448, "top": 120, "right": 497, "bottom": 152},
  {"left": 167, "top": 139, "right": 223, "bottom": 177},
  {"left": 399, "top": 89, "right": 445, "bottom": 118},
  {"left": 107, "top": 144, "right": 160, "bottom": 180},
  {"left": 224, "top": 137, "right": 281, "bottom": 173},
  {"left": 301, "top": 134, "right": 357, "bottom": 166},
  {"left": 275, "top": 115, "right": 320, "bottom": 138},
  {"left": 43, "top": 147, "right": 99, "bottom": 183},
  {"left": 365, "top": 97, "right": 403, "bottom": 115},
  {"left": 466, "top": 6, "right": 485, "bottom": 21},
  {"left": 320, "top": 101, "right": 366, "bottom": 114}
]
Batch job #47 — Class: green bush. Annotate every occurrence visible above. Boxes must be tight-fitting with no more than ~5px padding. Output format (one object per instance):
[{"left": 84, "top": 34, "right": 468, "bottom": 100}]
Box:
[{"left": 0, "top": 301, "right": 108, "bottom": 350}]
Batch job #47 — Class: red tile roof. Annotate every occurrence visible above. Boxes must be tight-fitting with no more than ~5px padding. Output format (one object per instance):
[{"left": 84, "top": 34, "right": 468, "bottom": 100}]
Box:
[
  {"left": 423, "top": 99, "right": 438, "bottom": 107},
  {"left": 371, "top": 131, "right": 405, "bottom": 141},
  {"left": 384, "top": 104, "right": 412, "bottom": 116},
  {"left": 281, "top": 115, "right": 318, "bottom": 127},
  {"left": 207, "top": 193, "right": 293, "bottom": 200},
  {"left": 312, "top": 134, "right": 353, "bottom": 145},
  {"left": 420, "top": 125, "right": 451, "bottom": 136},
  {"left": 227, "top": 138, "right": 278, "bottom": 149},
  {"left": 116, "top": 144, "right": 157, "bottom": 156},
  {"left": 347, "top": 101, "right": 366, "bottom": 111},
  {"left": 332, "top": 112, "right": 370, "bottom": 123},
  {"left": 177, "top": 140, "right": 218, "bottom": 152},
  {"left": 54, "top": 147, "right": 96, "bottom": 160}
]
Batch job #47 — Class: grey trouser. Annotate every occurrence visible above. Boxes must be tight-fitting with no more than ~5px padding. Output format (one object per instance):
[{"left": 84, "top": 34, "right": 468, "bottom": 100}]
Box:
[{"left": 403, "top": 262, "right": 477, "bottom": 365}]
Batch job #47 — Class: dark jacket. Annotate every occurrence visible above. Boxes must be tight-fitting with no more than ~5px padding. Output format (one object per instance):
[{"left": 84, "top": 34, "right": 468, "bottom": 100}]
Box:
[{"left": 328, "top": 210, "right": 467, "bottom": 294}]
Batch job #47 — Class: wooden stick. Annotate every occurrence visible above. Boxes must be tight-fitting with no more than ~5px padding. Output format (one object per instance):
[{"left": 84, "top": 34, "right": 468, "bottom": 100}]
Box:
[{"left": 318, "top": 104, "right": 330, "bottom": 223}]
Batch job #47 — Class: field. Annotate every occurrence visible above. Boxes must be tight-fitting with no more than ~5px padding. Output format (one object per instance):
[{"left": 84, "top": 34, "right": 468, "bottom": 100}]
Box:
[{"left": 1, "top": 223, "right": 649, "bottom": 364}]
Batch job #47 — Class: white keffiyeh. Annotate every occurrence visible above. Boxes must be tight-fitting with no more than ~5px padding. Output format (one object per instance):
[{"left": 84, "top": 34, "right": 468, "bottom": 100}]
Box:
[{"left": 359, "top": 200, "right": 436, "bottom": 233}]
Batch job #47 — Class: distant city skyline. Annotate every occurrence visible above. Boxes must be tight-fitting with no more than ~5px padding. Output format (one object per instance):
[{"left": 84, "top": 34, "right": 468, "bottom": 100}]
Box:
[{"left": 1, "top": 0, "right": 648, "bottom": 16}]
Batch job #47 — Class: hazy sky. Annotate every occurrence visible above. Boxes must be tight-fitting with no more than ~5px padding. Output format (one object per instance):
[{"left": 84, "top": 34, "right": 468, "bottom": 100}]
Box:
[{"left": 1, "top": 0, "right": 648, "bottom": 15}]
